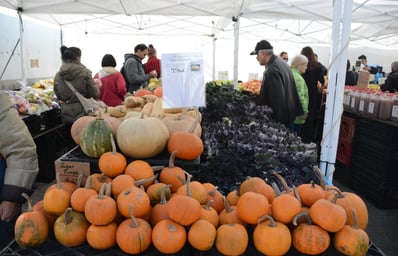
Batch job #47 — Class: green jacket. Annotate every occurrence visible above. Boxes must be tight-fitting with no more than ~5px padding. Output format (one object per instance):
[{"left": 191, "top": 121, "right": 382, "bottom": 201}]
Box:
[
  {"left": 0, "top": 91, "right": 39, "bottom": 203},
  {"left": 291, "top": 68, "right": 309, "bottom": 124}
]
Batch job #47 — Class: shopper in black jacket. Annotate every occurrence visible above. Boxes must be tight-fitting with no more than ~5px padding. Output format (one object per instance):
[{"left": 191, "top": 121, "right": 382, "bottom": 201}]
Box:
[
  {"left": 380, "top": 61, "right": 398, "bottom": 93},
  {"left": 250, "top": 40, "right": 303, "bottom": 129}
]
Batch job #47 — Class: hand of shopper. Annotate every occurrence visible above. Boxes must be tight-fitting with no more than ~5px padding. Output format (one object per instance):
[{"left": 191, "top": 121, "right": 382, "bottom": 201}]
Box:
[
  {"left": 150, "top": 70, "right": 158, "bottom": 78},
  {"left": 0, "top": 201, "right": 20, "bottom": 222}
]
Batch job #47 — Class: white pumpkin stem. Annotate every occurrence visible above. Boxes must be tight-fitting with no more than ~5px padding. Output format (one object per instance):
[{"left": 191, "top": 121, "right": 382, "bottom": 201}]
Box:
[{"left": 21, "top": 193, "right": 33, "bottom": 212}]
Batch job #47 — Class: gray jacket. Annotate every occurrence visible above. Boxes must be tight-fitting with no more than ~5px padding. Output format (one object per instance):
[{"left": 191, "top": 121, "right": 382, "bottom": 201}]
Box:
[
  {"left": 124, "top": 54, "right": 151, "bottom": 93},
  {"left": 54, "top": 62, "right": 100, "bottom": 123},
  {"left": 0, "top": 91, "right": 39, "bottom": 203}
]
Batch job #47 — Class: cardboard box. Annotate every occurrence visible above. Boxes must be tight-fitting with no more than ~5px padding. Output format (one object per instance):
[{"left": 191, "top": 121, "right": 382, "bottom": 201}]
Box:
[{"left": 54, "top": 160, "right": 90, "bottom": 187}]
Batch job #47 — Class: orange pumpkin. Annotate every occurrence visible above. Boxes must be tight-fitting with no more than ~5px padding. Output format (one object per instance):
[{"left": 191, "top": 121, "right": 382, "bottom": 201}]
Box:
[
  {"left": 309, "top": 198, "right": 347, "bottom": 232},
  {"left": 86, "top": 222, "right": 118, "bottom": 250},
  {"left": 271, "top": 182, "right": 302, "bottom": 224},
  {"left": 43, "top": 182, "right": 71, "bottom": 216},
  {"left": 215, "top": 223, "right": 248, "bottom": 256},
  {"left": 199, "top": 200, "right": 220, "bottom": 228},
  {"left": 226, "top": 189, "right": 240, "bottom": 206},
  {"left": 98, "top": 133, "right": 127, "bottom": 177},
  {"left": 297, "top": 180, "right": 325, "bottom": 207},
  {"left": 53, "top": 208, "right": 90, "bottom": 247},
  {"left": 335, "top": 190, "right": 368, "bottom": 230},
  {"left": 253, "top": 215, "right": 292, "bottom": 256},
  {"left": 202, "top": 182, "right": 224, "bottom": 213},
  {"left": 175, "top": 179, "right": 207, "bottom": 204},
  {"left": 152, "top": 219, "right": 186, "bottom": 254},
  {"left": 167, "top": 115, "right": 203, "bottom": 160},
  {"left": 292, "top": 212, "right": 331, "bottom": 255},
  {"left": 239, "top": 176, "right": 275, "bottom": 203},
  {"left": 84, "top": 184, "right": 117, "bottom": 226},
  {"left": 134, "top": 88, "right": 153, "bottom": 97},
  {"left": 219, "top": 196, "right": 246, "bottom": 226},
  {"left": 333, "top": 209, "right": 369, "bottom": 256},
  {"left": 188, "top": 219, "right": 216, "bottom": 251},
  {"left": 146, "top": 182, "right": 171, "bottom": 206},
  {"left": 150, "top": 185, "right": 171, "bottom": 227},
  {"left": 110, "top": 174, "right": 136, "bottom": 198},
  {"left": 167, "top": 174, "right": 201, "bottom": 226},
  {"left": 153, "top": 86, "right": 163, "bottom": 97},
  {"left": 117, "top": 186, "right": 150, "bottom": 218},
  {"left": 32, "top": 200, "right": 57, "bottom": 228},
  {"left": 70, "top": 176, "right": 98, "bottom": 212},
  {"left": 116, "top": 205, "right": 152, "bottom": 255},
  {"left": 89, "top": 173, "right": 112, "bottom": 193},
  {"left": 237, "top": 191, "right": 269, "bottom": 224},
  {"left": 125, "top": 160, "right": 155, "bottom": 188},
  {"left": 14, "top": 193, "right": 49, "bottom": 248},
  {"left": 159, "top": 151, "right": 186, "bottom": 193}
]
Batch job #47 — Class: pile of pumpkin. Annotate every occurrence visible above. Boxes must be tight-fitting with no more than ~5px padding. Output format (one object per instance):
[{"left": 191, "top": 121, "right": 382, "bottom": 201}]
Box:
[
  {"left": 14, "top": 151, "right": 370, "bottom": 256},
  {"left": 69, "top": 88, "right": 203, "bottom": 162}
]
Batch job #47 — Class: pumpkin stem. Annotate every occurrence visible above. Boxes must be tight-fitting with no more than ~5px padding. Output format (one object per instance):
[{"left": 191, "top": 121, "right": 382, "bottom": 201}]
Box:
[
  {"left": 292, "top": 185, "right": 302, "bottom": 206},
  {"left": 64, "top": 208, "right": 73, "bottom": 225},
  {"left": 203, "top": 199, "right": 214, "bottom": 210},
  {"left": 84, "top": 176, "right": 92, "bottom": 189},
  {"left": 168, "top": 151, "right": 177, "bottom": 168},
  {"left": 110, "top": 133, "right": 117, "bottom": 155},
  {"left": 55, "top": 172, "right": 62, "bottom": 189},
  {"left": 222, "top": 196, "right": 233, "bottom": 213},
  {"left": 313, "top": 166, "right": 325, "bottom": 189},
  {"left": 176, "top": 174, "right": 187, "bottom": 185},
  {"left": 151, "top": 165, "right": 165, "bottom": 172},
  {"left": 98, "top": 183, "right": 106, "bottom": 199},
  {"left": 76, "top": 173, "right": 83, "bottom": 188},
  {"left": 292, "top": 211, "right": 312, "bottom": 226},
  {"left": 185, "top": 173, "right": 193, "bottom": 197},
  {"left": 105, "top": 183, "right": 112, "bottom": 197},
  {"left": 257, "top": 214, "right": 276, "bottom": 228},
  {"left": 21, "top": 193, "right": 33, "bottom": 212},
  {"left": 128, "top": 204, "right": 138, "bottom": 228},
  {"left": 134, "top": 174, "right": 158, "bottom": 187},
  {"left": 159, "top": 184, "right": 172, "bottom": 205},
  {"left": 271, "top": 182, "right": 281, "bottom": 197},
  {"left": 273, "top": 172, "right": 290, "bottom": 193}
]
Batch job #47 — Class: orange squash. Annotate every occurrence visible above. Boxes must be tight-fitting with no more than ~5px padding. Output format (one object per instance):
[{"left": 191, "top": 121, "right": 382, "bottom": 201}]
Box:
[
  {"left": 188, "top": 219, "right": 216, "bottom": 251},
  {"left": 70, "top": 176, "right": 98, "bottom": 212},
  {"left": 14, "top": 193, "right": 49, "bottom": 248},
  {"left": 215, "top": 223, "right": 248, "bottom": 256},
  {"left": 292, "top": 211, "right": 331, "bottom": 255},
  {"left": 86, "top": 222, "right": 118, "bottom": 250},
  {"left": 297, "top": 180, "right": 325, "bottom": 207},
  {"left": 199, "top": 200, "right": 220, "bottom": 228},
  {"left": 53, "top": 208, "right": 89, "bottom": 247},
  {"left": 98, "top": 134, "right": 126, "bottom": 177},
  {"left": 202, "top": 182, "right": 224, "bottom": 213},
  {"left": 253, "top": 215, "right": 292, "bottom": 256},
  {"left": 309, "top": 198, "right": 347, "bottom": 232},
  {"left": 116, "top": 205, "right": 152, "bottom": 255},
  {"left": 271, "top": 182, "right": 302, "bottom": 224},
  {"left": 219, "top": 196, "right": 246, "bottom": 226},
  {"left": 239, "top": 176, "right": 275, "bottom": 203},
  {"left": 152, "top": 219, "right": 186, "bottom": 254},
  {"left": 84, "top": 184, "right": 117, "bottom": 226},
  {"left": 32, "top": 200, "right": 57, "bottom": 228},
  {"left": 146, "top": 182, "right": 171, "bottom": 206},
  {"left": 236, "top": 191, "right": 269, "bottom": 225},
  {"left": 125, "top": 160, "right": 155, "bottom": 188},
  {"left": 117, "top": 186, "right": 150, "bottom": 218},
  {"left": 159, "top": 150, "right": 186, "bottom": 193},
  {"left": 43, "top": 181, "right": 71, "bottom": 216},
  {"left": 335, "top": 190, "right": 368, "bottom": 230},
  {"left": 333, "top": 209, "right": 369, "bottom": 256},
  {"left": 150, "top": 185, "right": 171, "bottom": 227},
  {"left": 110, "top": 174, "right": 136, "bottom": 198}
]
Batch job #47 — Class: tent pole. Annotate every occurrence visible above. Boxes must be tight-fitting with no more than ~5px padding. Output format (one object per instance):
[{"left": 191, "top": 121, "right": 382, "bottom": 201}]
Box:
[
  {"left": 233, "top": 18, "right": 240, "bottom": 89},
  {"left": 320, "top": 0, "right": 353, "bottom": 182},
  {"left": 17, "top": 7, "right": 27, "bottom": 88}
]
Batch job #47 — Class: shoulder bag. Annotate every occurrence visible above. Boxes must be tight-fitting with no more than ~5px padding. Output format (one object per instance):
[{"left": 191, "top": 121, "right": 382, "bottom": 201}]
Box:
[{"left": 64, "top": 80, "right": 106, "bottom": 115}]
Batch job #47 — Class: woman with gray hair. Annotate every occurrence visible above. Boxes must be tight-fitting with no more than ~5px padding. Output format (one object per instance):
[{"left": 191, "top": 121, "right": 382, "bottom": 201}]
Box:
[
  {"left": 380, "top": 61, "right": 398, "bottom": 93},
  {"left": 290, "top": 54, "right": 309, "bottom": 134}
]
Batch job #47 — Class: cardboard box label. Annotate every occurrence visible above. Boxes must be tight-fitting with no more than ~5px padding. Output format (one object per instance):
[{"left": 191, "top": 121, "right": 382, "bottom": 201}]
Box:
[{"left": 54, "top": 160, "right": 90, "bottom": 187}]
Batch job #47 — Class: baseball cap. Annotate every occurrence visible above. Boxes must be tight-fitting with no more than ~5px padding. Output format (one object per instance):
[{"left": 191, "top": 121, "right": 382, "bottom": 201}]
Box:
[{"left": 250, "top": 40, "right": 273, "bottom": 55}]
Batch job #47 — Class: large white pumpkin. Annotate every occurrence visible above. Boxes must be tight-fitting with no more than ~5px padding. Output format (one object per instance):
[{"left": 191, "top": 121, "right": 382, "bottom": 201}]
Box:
[{"left": 116, "top": 115, "right": 169, "bottom": 159}]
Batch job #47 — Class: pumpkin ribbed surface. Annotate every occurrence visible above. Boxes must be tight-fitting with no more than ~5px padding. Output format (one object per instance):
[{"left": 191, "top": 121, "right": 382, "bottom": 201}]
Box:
[{"left": 79, "top": 117, "right": 113, "bottom": 158}]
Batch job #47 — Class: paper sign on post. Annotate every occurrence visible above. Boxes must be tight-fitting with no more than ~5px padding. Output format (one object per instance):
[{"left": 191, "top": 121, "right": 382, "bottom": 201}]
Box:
[{"left": 161, "top": 52, "right": 206, "bottom": 108}]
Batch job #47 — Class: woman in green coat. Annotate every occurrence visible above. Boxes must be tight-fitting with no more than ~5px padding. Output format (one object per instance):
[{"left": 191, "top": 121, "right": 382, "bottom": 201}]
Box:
[{"left": 290, "top": 55, "right": 309, "bottom": 135}]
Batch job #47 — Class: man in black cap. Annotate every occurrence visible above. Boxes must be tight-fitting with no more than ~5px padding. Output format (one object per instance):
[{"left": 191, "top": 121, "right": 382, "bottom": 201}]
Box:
[{"left": 250, "top": 40, "right": 303, "bottom": 129}]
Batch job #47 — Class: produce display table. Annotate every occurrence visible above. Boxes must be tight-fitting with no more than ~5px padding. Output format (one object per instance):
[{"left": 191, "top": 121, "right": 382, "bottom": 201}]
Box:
[{"left": 335, "top": 111, "right": 398, "bottom": 209}]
